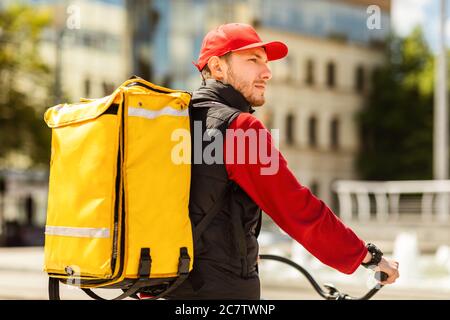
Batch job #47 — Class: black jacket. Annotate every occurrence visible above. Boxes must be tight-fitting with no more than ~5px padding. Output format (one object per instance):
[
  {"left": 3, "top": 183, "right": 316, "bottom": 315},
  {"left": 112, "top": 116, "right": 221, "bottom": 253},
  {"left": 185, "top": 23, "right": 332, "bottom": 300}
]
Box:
[{"left": 165, "top": 80, "right": 262, "bottom": 300}]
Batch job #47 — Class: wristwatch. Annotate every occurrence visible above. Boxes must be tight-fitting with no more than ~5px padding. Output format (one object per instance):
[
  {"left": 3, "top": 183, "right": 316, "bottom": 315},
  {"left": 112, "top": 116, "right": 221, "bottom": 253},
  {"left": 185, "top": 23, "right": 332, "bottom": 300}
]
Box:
[{"left": 361, "top": 243, "right": 383, "bottom": 269}]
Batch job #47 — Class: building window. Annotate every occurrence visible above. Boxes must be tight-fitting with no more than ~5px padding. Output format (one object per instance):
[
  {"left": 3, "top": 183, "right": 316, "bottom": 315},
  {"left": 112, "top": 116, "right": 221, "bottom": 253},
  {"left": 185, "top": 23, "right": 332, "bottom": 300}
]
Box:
[
  {"left": 102, "top": 81, "right": 115, "bottom": 95},
  {"left": 308, "top": 116, "right": 317, "bottom": 148},
  {"left": 84, "top": 78, "right": 91, "bottom": 97},
  {"left": 326, "top": 61, "right": 336, "bottom": 88},
  {"left": 355, "top": 65, "right": 365, "bottom": 93},
  {"left": 286, "top": 113, "right": 295, "bottom": 146},
  {"left": 0, "top": 176, "right": 6, "bottom": 195},
  {"left": 24, "top": 194, "right": 35, "bottom": 227},
  {"left": 305, "top": 59, "right": 315, "bottom": 85},
  {"left": 330, "top": 179, "right": 340, "bottom": 215},
  {"left": 330, "top": 117, "right": 340, "bottom": 150},
  {"left": 310, "top": 181, "right": 319, "bottom": 196}
]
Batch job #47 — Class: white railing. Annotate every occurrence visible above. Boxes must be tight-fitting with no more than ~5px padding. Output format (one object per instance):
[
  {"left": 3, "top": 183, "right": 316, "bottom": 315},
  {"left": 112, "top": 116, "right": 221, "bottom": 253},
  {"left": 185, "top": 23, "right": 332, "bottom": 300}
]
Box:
[{"left": 332, "top": 180, "right": 450, "bottom": 222}]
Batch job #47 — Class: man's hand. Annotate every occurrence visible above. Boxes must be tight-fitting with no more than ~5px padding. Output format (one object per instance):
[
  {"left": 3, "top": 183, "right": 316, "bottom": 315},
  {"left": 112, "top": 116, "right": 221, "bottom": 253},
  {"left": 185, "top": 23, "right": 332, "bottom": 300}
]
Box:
[
  {"left": 376, "top": 257, "right": 400, "bottom": 285},
  {"left": 362, "top": 248, "right": 399, "bottom": 285}
]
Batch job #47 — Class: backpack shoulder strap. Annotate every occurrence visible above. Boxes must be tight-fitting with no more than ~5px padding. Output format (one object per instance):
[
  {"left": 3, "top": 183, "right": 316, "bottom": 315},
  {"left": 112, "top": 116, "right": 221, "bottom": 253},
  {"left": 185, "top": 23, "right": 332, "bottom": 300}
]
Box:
[
  {"left": 192, "top": 180, "right": 233, "bottom": 244},
  {"left": 190, "top": 100, "right": 241, "bottom": 131}
]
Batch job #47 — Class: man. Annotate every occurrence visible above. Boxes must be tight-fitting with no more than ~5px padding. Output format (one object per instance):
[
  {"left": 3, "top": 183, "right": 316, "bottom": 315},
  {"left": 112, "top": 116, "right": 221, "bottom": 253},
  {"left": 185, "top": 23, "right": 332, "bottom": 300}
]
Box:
[{"left": 165, "top": 23, "right": 399, "bottom": 300}]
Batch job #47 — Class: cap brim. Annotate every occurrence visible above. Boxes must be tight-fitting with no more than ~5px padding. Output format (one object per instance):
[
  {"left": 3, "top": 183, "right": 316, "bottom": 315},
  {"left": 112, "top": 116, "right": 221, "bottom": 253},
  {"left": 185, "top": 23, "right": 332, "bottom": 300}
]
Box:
[{"left": 231, "top": 41, "right": 288, "bottom": 61}]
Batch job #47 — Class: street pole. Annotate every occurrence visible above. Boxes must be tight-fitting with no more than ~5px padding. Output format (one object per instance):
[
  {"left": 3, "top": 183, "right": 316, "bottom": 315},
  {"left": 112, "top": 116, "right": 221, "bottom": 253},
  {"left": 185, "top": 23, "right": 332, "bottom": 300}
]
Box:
[
  {"left": 54, "top": 29, "right": 64, "bottom": 105},
  {"left": 53, "top": 2, "right": 68, "bottom": 105},
  {"left": 434, "top": 0, "right": 449, "bottom": 221}
]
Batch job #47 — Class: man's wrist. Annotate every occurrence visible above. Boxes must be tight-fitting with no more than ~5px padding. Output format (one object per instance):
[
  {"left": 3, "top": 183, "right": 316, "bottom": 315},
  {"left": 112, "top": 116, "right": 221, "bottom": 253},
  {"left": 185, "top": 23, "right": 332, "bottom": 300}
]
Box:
[
  {"left": 361, "top": 243, "right": 384, "bottom": 268},
  {"left": 362, "top": 251, "right": 372, "bottom": 264}
]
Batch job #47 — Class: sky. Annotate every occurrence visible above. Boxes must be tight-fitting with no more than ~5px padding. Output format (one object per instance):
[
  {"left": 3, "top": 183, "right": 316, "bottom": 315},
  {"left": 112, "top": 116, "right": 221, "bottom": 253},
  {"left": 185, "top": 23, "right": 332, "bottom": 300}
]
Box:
[{"left": 392, "top": 0, "right": 448, "bottom": 52}]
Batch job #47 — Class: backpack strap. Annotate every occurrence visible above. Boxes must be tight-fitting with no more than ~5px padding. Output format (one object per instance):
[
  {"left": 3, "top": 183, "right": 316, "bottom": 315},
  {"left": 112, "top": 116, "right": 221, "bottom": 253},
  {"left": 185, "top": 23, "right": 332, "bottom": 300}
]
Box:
[
  {"left": 230, "top": 207, "right": 249, "bottom": 278},
  {"left": 190, "top": 100, "right": 241, "bottom": 132},
  {"left": 49, "top": 247, "right": 191, "bottom": 300},
  {"left": 190, "top": 101, "right": 241, "bottom": 243},
  {"left": 255, "top": 208, "right": 262, "bottom": 238},
  {"left": 183, "top": 181, "right": 233, "bottom": 292},
  {"left": 48, "top": 277, "right": 60, "bottom": 300},
  {"left": 193, "top": 181, "right": 233, "bottom": 243}
]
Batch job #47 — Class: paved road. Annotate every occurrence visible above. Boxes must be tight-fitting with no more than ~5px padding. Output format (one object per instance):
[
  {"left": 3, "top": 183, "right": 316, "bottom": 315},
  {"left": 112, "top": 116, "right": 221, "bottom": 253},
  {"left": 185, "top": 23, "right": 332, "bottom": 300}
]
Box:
[
  {"left": 1, "top": 269, "right": 449, "bottom": 300},
  {"left": 0, "top": 247, "right": 449, "bottom": 300}
]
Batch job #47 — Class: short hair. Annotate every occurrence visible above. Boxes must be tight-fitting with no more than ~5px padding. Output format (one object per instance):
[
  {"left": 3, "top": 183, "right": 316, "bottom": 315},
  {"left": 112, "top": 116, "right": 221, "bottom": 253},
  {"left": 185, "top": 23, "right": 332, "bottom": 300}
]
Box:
[{"left": 200, "top": 52, "right": 233, "bottom": 80}]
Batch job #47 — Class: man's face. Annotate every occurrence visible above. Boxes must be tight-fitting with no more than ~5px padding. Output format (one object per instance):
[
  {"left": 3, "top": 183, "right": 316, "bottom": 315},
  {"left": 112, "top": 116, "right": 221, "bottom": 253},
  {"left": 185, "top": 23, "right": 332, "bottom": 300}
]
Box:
[{"left": 220, "top": 47, "right": 272, "bottom": 107}]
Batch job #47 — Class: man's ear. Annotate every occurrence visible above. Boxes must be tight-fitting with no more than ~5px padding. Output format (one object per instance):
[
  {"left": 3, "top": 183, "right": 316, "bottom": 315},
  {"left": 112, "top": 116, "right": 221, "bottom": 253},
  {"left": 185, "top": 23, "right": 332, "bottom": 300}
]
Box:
[{"left": 207, "top": 56, "right": 225, "bottom": 80}]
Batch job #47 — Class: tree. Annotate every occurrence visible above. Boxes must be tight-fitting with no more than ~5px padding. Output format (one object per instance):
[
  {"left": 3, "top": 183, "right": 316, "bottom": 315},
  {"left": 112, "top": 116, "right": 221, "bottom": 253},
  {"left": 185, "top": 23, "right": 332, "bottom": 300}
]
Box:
[
  {"left": 357, "top": 27, "right": 435, "bottom": 180},
  {"left": 0, "top": 4, "right": 53, "bottom": 167}
]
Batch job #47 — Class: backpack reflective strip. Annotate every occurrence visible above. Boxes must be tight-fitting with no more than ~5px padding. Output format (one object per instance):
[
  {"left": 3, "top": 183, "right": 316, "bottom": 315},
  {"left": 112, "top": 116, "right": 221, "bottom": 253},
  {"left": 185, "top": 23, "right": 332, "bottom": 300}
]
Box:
[
  {"left": 45, "top": 226, "right": 110, "bottom": 238},
  {"left": 128, "top": 106, "right": 188, "bottom": 119}
]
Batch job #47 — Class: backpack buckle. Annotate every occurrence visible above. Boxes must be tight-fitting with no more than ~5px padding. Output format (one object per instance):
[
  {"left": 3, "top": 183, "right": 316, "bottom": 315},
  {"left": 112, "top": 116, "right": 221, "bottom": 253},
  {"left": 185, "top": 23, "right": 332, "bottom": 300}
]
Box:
[{"left": 178, "top": 247, "right": 191, "bottom": 276}]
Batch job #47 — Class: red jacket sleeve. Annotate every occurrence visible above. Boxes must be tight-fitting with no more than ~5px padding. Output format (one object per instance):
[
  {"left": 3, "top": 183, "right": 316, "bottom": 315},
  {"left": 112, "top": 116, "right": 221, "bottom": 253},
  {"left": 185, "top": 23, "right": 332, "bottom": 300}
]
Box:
[{"left": 223, "top": 112, "right": 368, "bottom": 274}]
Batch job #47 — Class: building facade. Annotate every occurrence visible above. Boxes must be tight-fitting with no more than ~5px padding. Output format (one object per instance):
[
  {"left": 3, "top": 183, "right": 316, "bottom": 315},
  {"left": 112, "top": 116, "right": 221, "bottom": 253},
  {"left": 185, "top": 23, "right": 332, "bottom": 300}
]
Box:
[
  {"left": 0, "top": 0, "right": 390, "bottom": 244},
  {"left": 0, "top": 0, "right": 128, "bottom": 245},
  {"left": 42, "top": 0, "right": 127, "bottom": 102},
  {"left": 2, "top": 0, "right": 129, "bottom": 103},
  {"left": 252, "top": 0, "right": 390, "bottom": 211},
  {"left": 156, "top": 0, "right": 391, "bottom": 212},
  {"left": 256, "top": 28, "right": 386, "bottom": 210}
]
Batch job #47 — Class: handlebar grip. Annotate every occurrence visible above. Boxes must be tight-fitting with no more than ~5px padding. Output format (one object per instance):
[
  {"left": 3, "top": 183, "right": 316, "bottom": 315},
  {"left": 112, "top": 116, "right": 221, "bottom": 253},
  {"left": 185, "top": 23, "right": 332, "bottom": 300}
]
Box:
[{"left": 375, "top": 271, "right": 389, "bottom": 282}]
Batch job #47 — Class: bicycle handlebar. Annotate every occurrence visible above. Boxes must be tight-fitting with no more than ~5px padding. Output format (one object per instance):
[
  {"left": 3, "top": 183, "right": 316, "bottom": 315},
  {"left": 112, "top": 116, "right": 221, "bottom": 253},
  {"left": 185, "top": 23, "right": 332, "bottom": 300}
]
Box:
[{"left": 259, "top": 254, "right": 388, "bottom": 300}]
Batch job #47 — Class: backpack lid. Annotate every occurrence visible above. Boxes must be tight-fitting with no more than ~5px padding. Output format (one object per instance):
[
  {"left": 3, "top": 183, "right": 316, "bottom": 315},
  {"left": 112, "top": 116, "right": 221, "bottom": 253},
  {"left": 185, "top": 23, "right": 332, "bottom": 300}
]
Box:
[
  {"left": 44, "top": 78, "right": 191, "bottom": 129},
  {"left": 44, "top": 88, "right": 123, "bottom": 128}
]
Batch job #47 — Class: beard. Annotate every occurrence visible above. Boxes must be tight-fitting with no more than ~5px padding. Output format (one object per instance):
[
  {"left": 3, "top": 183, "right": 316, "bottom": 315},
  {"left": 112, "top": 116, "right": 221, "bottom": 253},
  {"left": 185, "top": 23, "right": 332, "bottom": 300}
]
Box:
[{"left": 225, "top": 68, "right": 266, "bottom": 107}]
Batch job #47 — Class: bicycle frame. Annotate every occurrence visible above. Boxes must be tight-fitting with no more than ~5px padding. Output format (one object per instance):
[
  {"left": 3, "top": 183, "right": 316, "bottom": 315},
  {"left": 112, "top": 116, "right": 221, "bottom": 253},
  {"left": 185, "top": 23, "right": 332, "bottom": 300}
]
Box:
[{"left": 259, "top": 254, "right": 388, "bottom": 300}]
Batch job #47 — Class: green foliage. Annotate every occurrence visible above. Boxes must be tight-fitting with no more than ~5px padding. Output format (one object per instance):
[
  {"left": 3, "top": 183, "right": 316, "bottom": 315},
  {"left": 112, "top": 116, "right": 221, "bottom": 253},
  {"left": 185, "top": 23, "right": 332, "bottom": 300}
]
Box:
[
  {"left": 0, "top": 4, "right": 53, "bottom": 167},
  {"left": 357, "top": 27, "right": 435, "bottom": 180}
]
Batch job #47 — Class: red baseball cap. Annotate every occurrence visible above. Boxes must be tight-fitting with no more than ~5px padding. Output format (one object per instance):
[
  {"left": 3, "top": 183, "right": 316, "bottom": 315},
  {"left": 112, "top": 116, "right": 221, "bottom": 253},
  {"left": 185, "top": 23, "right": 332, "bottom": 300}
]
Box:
[{"left": 194, "top": 23, "right": 288, "bottom": 72}]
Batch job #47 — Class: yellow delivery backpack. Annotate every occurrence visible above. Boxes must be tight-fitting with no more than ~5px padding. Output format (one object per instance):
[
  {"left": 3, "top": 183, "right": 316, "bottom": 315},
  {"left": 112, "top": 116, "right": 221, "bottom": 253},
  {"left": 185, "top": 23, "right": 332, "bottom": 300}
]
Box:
[{"left": 43, "top": 77, "right": 194, "bottom": 300}]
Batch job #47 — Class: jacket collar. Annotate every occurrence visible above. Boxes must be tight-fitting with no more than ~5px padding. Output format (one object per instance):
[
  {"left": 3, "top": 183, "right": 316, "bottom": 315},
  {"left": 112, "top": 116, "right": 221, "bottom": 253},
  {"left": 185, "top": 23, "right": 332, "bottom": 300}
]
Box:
[{"left": 192, "top": 79, "right": 255, "bottom": 114}]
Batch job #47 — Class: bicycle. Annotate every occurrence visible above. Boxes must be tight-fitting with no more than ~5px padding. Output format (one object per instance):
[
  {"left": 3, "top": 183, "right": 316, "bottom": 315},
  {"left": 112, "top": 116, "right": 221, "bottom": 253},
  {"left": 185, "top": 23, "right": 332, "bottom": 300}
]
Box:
[
  {"left": 49, "top": 254, "right": 388, "bottom": 300},
  {"left": 260, "top": 254, "right": 388, "bottom": 300}
]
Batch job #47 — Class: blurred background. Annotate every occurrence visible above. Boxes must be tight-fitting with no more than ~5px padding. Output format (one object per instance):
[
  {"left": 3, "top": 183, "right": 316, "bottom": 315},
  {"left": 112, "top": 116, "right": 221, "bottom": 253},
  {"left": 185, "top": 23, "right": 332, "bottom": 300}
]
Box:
[{"left": 0, "top": 0, "right": 449, "bottom": 299}]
